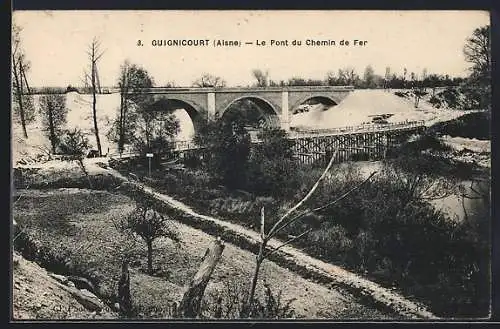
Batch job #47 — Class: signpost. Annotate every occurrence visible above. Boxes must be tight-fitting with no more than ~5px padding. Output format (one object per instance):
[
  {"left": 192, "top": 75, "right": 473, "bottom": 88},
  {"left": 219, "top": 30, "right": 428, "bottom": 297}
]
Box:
[{"left": 146, "top": 153, "right": 154, "bottom": 177}]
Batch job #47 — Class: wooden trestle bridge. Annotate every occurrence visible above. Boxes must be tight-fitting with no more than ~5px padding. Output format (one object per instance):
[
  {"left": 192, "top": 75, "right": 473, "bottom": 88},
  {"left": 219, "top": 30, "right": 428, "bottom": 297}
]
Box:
[{"left": 171, "top": 120, "right": 427, "bottom": 166}]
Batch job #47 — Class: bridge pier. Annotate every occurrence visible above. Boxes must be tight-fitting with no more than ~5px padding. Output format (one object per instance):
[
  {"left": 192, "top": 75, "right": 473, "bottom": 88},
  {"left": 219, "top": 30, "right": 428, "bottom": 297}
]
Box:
[
  {"left": 207, "top": 92, "right": 216, "bottom": 119},
  {"left": 281, "top": 91, "right": 290, "bottom": 131}
]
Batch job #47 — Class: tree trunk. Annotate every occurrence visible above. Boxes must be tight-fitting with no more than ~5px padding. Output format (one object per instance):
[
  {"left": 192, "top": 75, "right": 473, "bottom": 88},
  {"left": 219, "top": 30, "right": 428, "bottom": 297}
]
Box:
[
  {"left": 118, "top": 260, "right": 132, "bottom": 316},
  {"left": 119, "top": 92, "right": 125, "bottom": 154},
  {"left": 147, "top": 239, "right": 153, "bottom": 274},
  {"left": 91, "top": 61, "right": 102, "bottom": 156},
  {"left": 77, "top": 159, "right": 93, "bottom": 189},
  {"left": 48, "top": 104, "right": 56, "bottom": 153},
  {"left": 179, "top": 238, "right": 225, "bottom": 318},
  {"left": 245, "top": 244, "right": 264, "bottom": 317},
  {"left": 12, "top": 57, "right": 28, "bottom": 139}
]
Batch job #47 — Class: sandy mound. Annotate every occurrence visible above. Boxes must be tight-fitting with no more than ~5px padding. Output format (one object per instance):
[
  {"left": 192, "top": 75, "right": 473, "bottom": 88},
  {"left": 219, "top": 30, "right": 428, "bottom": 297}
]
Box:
[{"left": 290, "top": 89, "right": 467, "bottom": 129}]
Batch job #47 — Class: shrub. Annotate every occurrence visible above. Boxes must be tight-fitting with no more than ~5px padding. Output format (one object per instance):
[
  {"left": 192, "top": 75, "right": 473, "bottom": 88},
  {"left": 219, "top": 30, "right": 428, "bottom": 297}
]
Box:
[
  {"left": 201, "top": 280, "right": 296, "bottom": 319},
  {"left": 394, "top": 91, "right": 409, "bottom": 98},
  {"left": 428, "top": 112, "right": 490, "bottom": 140}
]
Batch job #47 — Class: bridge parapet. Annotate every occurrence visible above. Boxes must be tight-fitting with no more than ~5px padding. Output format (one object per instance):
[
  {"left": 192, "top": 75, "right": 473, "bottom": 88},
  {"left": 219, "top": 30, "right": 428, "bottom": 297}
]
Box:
[{"left": 128, "top": 85, "right": 354, "bottom": 94}]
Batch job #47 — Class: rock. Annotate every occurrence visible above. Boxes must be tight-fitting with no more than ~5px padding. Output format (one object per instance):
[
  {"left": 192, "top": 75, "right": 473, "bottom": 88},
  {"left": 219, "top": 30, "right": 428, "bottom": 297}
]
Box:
[
  {"left": 69, "top": 288, "right": 104, "bottom": 312},
  {"left": 66, "top": 281, "right": 76, "bottom": 288},
  {"left": 49, "top": 273, "right": 68, "bottom": 284},
  {"left": 79, "top": 289, "right": 97, "bottom": 299},
  {"left": 67, "top": 276, "right": 95, "bottom": 293}
]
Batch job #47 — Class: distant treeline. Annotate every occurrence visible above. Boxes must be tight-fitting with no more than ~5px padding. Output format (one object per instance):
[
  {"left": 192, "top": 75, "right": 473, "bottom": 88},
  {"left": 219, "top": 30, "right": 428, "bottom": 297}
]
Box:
[
  {"left": 29, "top": 72, "right": 465, "bottom": 94},
  {"left": 269, "top": 70, "right": 466, "bottom": 89},
  {"left": 28, "top": 85, "right": 117, "bottom": 95}
]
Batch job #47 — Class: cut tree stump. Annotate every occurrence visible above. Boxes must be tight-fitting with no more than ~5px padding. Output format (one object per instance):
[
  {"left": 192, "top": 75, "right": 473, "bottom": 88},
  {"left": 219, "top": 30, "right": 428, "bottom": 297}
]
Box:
[{"left": 179, "top": 237, "right": 225, "bottom": 318}]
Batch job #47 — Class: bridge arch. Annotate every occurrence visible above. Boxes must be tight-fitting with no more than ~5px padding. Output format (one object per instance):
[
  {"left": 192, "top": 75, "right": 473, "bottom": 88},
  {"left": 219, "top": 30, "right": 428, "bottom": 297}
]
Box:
[
  {"left": 219, "top": 96, "right": 281, "bottom": 128},
  {"left": 146, "top": 97, "right": 206, "bottom": 136},
  {"left": 290, "top": 95, "right": 338, "bottom": 114}
]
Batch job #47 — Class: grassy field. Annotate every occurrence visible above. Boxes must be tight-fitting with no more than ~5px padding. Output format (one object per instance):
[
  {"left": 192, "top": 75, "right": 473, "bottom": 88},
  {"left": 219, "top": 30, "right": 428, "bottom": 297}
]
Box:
[{"left": 13, "top": 188, "right": 391, "bottom": 319}]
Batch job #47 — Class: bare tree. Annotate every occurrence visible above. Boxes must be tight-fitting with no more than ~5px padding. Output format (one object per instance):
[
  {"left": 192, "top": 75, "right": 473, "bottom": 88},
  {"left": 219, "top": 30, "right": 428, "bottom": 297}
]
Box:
[
  {"left": 252, "top": 69, "right": 269, "bottom": 87},
  {"left": 338, "top": 67, "right": 358, "bottom": 86},
  {"left": 463, "top": 25, "right": 491, "bottom": 111},
  {"left": 116, "top": 60, "right": 131, "bottom": 155},
  {"left": 243, "top": 150, "right": 377, "bottom": 316},
  {"left": 193, "top": 73, "right": 226, "bottom": 88},
  {"left": 12, "top": 23, "right": 35, "bottom": 139},
  {"left": 464, "top": 25, "right": 490, "bottom": 81},
  {"left": 85, "top": 37, "right": 105, "bottom": 156},
  {"left": 39, "top": 91, "right": 68, "bottom": 153},
  {"left": 384, "top": 67, "right": 391, "bottom": 91},
  {"left": 115, "top": 194, "right": 180, "bottom": 274}
]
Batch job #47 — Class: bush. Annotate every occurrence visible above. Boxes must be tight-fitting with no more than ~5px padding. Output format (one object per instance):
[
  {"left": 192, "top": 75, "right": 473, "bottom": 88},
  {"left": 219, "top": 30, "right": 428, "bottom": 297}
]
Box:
[
  {"left": 201, "top": 280, "right": 296, "bottom": 319},
  {"left": 245, "top": 128, "right": 299, "bottom": 198},
  {"left": 291, "top": 163, "right": 489, "bottom": 317}
]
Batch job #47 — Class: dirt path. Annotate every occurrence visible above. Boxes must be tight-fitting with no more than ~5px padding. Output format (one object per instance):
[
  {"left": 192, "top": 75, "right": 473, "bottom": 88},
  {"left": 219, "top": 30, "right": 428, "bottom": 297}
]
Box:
[
  {"left": 162, "top": 220, "right": 391, "bottom": 319},
  {"left": 108, "top": 168, "right": 438, "bottom": 319}
]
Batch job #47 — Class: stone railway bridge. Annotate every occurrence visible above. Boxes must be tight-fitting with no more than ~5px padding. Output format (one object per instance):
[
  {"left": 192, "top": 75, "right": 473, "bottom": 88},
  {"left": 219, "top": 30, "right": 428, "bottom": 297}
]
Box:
[
  {"left": 129, "top": 85, "right": 354, "bottom": 132},
  {"left": 121, "top": 86, "right": 426, "bottom": 165}
]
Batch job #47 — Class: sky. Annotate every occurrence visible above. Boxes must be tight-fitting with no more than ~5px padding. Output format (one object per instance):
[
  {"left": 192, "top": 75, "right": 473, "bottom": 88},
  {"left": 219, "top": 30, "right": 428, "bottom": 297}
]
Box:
[{"left": 13, "top": 10, "right": 490, "bottom": 88}]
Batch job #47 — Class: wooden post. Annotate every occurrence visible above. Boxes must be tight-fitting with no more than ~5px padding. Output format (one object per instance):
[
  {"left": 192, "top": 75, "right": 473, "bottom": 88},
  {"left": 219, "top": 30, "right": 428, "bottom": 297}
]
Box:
[{"left": 179, "top": 237, "right": 225, "bottom": 318}]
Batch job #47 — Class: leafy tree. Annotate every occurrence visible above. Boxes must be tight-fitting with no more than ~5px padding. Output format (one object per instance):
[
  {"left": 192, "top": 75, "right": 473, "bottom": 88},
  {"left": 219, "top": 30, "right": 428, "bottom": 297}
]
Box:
[
  {"left": 58, "top": 128, "right": 92, "bottom": 188},
  {"left": 129, "top": 110, "right": 180, "bottom": 165},
  {"left": 252, "top": 69, "right": 269, "bottom": 87},
  {"left": 194, "top": 118, "right": 251, "bottom": 190},
  {"left": 326, "top": 68, "right": 360, "bottom": 86},
  {"left": 109, "top": 61, "right": 154, "bottom": 154},
  {"left": 224, "top": 99, "right": 266, "bottom": 129},
  {"left": 12, "top": 23, "right": 35, "bottom": 138},
  {"left": 325, "top": 71, "right": 339, "bottom": 86},
  {"left": 246, "top": 128, "right": 298, "bottom": 197},
  {"left": 362, "top": 65, "right": 376, "bottom": 89},
  {"left": 193, "top": 73, "right": 226, "bottom": 88},
  {"left": 39, "top": 91, "right": 68, "bottom": 153}
]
